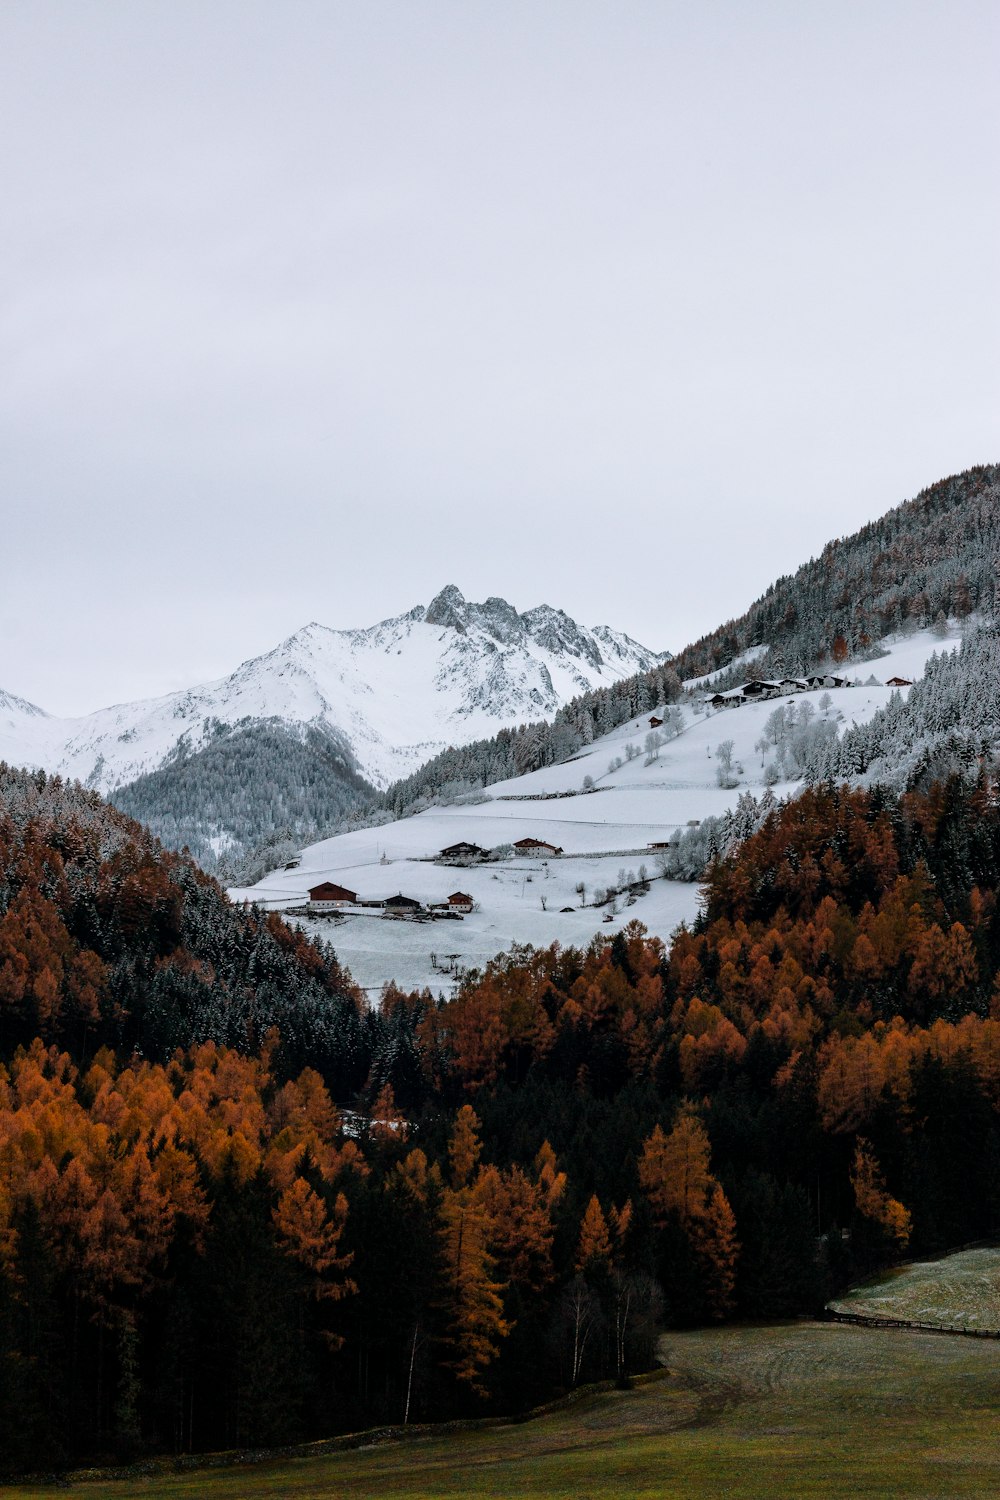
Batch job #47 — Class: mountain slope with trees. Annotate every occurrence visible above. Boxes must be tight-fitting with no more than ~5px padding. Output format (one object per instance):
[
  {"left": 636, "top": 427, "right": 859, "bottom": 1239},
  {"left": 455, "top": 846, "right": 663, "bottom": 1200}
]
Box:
[
  {"left": 671, "top": 463, "right": 999, "bottom": 681},
  {"left": 372, "top": 466, "right": 999, "bottom": 820},
  {"left": 4, "top": 761, "right": 1000, "bottom": 1470}
]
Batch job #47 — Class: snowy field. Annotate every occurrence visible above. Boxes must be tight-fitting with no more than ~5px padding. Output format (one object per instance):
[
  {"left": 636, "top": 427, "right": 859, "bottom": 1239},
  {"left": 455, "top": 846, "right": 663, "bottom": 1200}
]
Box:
[
  {"left": 829, "top": 1247, "right": 1000, "bottom": 1331},
  {"left": 231, "top": 628, "right": 955, "bottom": 996}
]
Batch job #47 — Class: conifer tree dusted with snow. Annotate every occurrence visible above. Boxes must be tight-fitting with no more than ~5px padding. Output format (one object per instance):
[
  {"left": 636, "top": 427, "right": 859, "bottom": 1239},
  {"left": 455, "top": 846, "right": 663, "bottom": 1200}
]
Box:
[{"left": 0, "top": 763, "right": 362, "bottom": 1070}]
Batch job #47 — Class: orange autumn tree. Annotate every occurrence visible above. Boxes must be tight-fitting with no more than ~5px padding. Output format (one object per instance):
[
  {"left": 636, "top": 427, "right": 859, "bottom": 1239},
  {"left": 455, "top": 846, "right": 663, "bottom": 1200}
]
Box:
[
  {"left": 475, "top": 1163, "right": 556, "bottom": 1293},
  {"left": 438, "top": 1106, "right": 509, "bottom": 1393},
  {"left": 449, "top": 1103, "right": 482, "bottom": 1188},
  {"left": 265, "top": 1065, "right": 365, "bottom": 1188},
  {"left": 369, "top": 1082, "right": 409, "bottom": 1144},
  {"left": 575, "top": 1195, "right": 612, "bottom": 1274},
  {"left": 851, "top": 1139, "right": 912, "bottom": 1249},
  {"left": 638, "top": 1106, "right": 740, "bottom": 1317},
  {"left": 273, "top": 1177, "right": 356, "bottom": 1318},
  {"left": 534, "top": 1139, "right": 567, "bottom": 1211}
]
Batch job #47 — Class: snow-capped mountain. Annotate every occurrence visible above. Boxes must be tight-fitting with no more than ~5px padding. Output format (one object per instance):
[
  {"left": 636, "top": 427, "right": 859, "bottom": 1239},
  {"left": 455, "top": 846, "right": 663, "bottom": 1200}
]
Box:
[
  {"left": 0, "top": 687, "right": 50, "bottom": 724},
  {"left": 0, "top": 586, "right": 667, "bottom": 794}
]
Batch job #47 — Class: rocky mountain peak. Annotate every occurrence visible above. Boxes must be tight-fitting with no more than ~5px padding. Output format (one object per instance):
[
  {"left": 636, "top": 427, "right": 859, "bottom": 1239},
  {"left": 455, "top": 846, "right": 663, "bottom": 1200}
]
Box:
[{"left": 424, "top": 584, "right": 469, "bottom": 631}]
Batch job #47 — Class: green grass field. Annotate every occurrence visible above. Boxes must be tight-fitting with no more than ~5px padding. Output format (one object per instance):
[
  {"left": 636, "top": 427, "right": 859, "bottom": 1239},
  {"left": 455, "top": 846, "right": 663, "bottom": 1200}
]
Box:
[{"left": 8, "top": 1321, "right": 1000, "bottom": 1499}]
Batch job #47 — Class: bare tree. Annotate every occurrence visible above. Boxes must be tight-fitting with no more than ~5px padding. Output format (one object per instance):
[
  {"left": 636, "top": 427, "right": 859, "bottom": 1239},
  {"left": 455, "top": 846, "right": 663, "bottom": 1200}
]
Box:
[{"left": 559, "top": 1276, "right": 601, "bottom": 1386}]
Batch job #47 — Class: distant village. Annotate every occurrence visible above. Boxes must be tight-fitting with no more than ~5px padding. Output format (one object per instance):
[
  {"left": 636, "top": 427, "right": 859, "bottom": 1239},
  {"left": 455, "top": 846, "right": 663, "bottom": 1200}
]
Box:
[{"left": 707, "top": 673, "right": 911, "bottom": 709}]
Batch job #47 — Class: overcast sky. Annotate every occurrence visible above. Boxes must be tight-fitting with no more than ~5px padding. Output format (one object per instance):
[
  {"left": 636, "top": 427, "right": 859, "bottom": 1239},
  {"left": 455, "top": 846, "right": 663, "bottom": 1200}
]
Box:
[{"left": 2, "top": 1, "right": 998, "bottom": 716}]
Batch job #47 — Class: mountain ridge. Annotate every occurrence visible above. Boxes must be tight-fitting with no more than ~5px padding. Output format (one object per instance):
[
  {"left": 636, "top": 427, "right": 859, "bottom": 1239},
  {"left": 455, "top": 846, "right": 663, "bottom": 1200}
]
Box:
[{"left": 0, "top": 585, "right": 666, "bottom": 797}]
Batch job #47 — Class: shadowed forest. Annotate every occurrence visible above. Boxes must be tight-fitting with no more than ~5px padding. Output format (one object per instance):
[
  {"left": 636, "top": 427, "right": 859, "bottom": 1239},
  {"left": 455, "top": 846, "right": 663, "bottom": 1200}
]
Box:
[{"left": 2, "top": 762, "right": 1000, "bottom": 1472}]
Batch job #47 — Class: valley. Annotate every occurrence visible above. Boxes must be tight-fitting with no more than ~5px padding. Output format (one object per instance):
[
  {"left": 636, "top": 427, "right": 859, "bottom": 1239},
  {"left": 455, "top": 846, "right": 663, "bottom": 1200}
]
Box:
[{"left": 233, "top": 628, "right": 950, "bottom": 995}]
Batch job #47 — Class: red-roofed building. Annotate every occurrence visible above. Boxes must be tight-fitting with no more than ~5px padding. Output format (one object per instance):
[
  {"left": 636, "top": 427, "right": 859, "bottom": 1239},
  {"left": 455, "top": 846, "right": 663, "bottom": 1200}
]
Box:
[{"left": 308, "top": 881, "right": 358, "bottom": 912}]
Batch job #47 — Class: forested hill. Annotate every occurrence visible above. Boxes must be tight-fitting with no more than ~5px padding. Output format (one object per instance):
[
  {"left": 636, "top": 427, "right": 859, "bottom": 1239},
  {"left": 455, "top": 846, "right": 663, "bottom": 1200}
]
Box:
[
  {"left": 5, "top": 769, "right": 1000, "bottom": 1471},
  {"left": 4, "top": 762, "right": 1000, "bottom": 1470},
  {"left": 0, "top": 763, "right": 364, "bottom": 1078},
  {"left": 376, "top": 465, "right": 999, "bottom": 820},
  {"left": 671, "top": 463, "right": 1000, "bottom": 681}
]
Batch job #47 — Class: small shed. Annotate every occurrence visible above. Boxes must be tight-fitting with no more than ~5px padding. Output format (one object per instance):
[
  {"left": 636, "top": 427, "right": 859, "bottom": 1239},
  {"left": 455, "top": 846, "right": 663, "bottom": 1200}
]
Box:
[
  {"left": 648, "top": 715, "right": 664, "bottom": 728},
  {"left": 886, "top": 676, "right": 913, "bottom": 688}
]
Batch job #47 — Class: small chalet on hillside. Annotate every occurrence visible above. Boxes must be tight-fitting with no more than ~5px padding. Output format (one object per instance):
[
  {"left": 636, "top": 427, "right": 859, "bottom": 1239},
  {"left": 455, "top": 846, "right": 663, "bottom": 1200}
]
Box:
[
  {"left": 383, "top": 893, "right": 423, "bottom": 912},
  {"left": 514, "top": 837, "right": 563, "bottom": 857},
  {"left": 648, "top": 715, "right": 663, "bottom": 728},
  {"left": 429, "top": 890, "right": 474, "bottom": 916},
  {"left": 439, "top": 841, "right": 487, "bottom": 862},
  {"left": 308, "top": 881, "right": 358, "bottom": 913},
  {"left": 886, "top": 676, "right": 913, "bottom": 688}
]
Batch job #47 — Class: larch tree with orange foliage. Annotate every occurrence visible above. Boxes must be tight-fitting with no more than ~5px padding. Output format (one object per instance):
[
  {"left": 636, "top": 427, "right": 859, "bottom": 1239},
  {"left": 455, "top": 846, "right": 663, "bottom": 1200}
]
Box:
[
  {"left": 437, "top": 1106, "right": 510, "bottom": 1393},
  {"left": 851, "top": 1139, "right": 912, "bottom": 1250},
  {"left": 638, "top": 1106, "right": 740, "bottom": 1317}
]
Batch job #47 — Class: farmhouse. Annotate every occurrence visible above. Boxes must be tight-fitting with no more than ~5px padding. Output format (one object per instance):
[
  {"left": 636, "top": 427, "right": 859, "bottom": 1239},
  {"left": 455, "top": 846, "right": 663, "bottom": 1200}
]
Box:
[
  {"left": 709, "top": 691, "right": 738, "bottom": 708},
  {"left": 439, "top": 891, "right": 474, "bottom": 914},
  {"left": 739, "top": 679, "right": 782, "bottom": 700},
  {"left": 383, "top": 893, "right": 423, "bottom": 912},
  {"left": 307, "top": 881, "right": 358, "bottom": 912},
  {"left": 514, "top": 837, "right": 563, "bottom": 857},
  {"left": 886, "top": 676, "right": 913, "bottom": 688},
  {"left": 439, "top": 841, "right": 487, "bottom": 861}
]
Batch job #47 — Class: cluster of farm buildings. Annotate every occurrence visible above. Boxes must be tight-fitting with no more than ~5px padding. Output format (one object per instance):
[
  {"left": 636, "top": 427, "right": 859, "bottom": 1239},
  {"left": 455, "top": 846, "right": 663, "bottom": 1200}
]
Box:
[
  {"left": 305, "top": 837, "right": 567, "bottom": 920},
  {"left": 306, "top": 883, "right": 474, "bottom": 919},
  {"left": 707, "top": 673, "right": 912, "bottom": 709}
]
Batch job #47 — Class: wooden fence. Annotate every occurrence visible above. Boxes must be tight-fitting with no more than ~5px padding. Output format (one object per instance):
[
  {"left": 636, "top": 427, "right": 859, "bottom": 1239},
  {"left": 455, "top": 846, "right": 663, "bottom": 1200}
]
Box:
[{"left": 824, "top": 1308, "right": 1000, "bottom": 1340}]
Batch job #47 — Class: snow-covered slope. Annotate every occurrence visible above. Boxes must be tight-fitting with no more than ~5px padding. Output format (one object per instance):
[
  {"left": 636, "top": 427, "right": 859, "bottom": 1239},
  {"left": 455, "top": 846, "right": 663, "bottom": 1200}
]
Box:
[
  {"left": 0, "top": 586, "right": 666, "bottom": 793},
  {"left": 232, "top": 627, "right": 952, "bottom": 995}
]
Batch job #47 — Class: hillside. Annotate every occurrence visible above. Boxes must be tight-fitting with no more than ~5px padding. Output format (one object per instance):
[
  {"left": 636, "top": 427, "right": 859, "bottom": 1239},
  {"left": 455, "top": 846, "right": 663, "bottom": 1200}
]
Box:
[
  {"left": 368, "top": 466, "right": 999, "bottom": 830},
  {"left": 234, "top": 629, "right": 948, "bottom": 995},
  {"left": 0, "top": 762, "right": 367, "bottom": 1079},
  {"left": 670, "top": 463, "right": 1000, "bottom": 681},
  {"left": 0, "top": 587, "right": 664, "bottom": 794}
]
